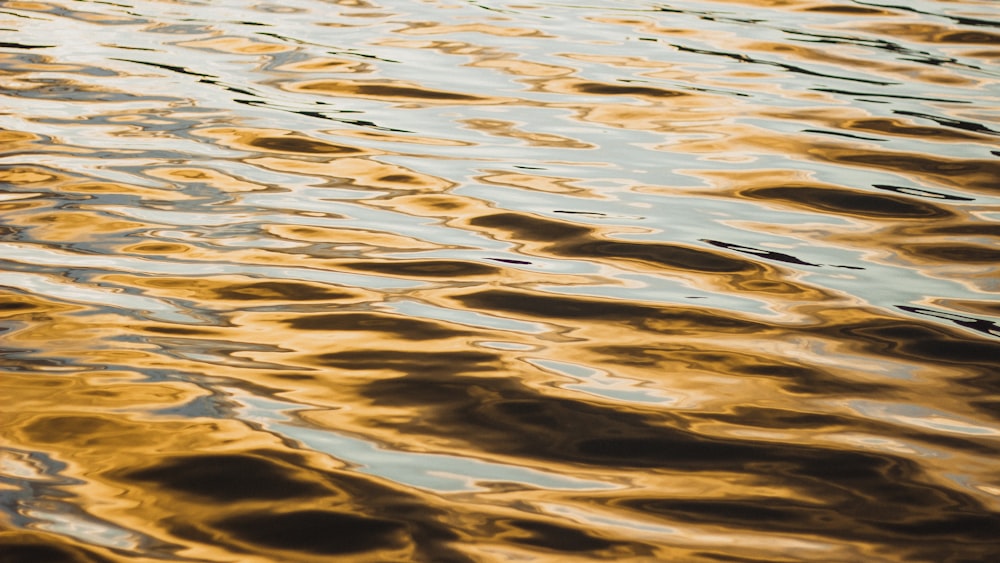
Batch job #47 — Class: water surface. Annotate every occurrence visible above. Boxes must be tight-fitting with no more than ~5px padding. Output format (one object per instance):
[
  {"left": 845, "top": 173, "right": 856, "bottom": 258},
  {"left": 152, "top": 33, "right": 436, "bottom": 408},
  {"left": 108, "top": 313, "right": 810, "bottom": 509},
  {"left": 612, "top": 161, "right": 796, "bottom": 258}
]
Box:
[{"left": 1, "top": 0, "right": 999, "bottom": 561}]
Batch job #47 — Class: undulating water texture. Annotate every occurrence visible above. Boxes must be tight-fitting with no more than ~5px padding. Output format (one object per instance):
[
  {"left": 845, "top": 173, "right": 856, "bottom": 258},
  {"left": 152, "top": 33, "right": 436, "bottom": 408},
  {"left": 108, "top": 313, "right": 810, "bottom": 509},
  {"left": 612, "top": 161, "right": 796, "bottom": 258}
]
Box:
[{"left": 1, "top": 0, "right": 999, "bottom": 561}]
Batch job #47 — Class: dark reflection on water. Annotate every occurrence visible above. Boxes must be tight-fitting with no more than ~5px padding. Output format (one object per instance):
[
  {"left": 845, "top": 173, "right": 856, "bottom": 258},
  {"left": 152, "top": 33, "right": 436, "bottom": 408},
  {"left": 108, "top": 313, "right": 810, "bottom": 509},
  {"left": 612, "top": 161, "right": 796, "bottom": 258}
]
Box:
[{"left": 2, "top": 0, "right": 999, "bottom": 561}]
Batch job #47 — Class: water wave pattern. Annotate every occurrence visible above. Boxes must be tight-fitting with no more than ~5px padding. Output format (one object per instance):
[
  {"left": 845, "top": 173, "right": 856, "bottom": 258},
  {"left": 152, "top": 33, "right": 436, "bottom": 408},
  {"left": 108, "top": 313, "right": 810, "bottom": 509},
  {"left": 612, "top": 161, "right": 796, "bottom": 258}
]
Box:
[{"left": 1, "top": 0, "right": 999, "bottom": 561}]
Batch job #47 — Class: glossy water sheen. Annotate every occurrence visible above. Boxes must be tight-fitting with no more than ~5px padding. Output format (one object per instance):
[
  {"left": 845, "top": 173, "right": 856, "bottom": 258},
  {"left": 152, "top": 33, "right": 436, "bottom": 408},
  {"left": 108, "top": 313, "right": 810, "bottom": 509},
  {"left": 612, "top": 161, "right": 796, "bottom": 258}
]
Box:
[{"left": 1, "top": 0, "right": 999, "bottom": 561}]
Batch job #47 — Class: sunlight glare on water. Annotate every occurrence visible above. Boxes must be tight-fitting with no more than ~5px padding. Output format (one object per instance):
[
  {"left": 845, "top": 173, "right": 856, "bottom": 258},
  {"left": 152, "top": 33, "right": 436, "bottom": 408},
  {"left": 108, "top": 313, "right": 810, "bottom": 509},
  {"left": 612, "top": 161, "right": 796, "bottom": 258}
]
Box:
[{"left": 1, "top": 0, "right": 999, "bottom": 561}]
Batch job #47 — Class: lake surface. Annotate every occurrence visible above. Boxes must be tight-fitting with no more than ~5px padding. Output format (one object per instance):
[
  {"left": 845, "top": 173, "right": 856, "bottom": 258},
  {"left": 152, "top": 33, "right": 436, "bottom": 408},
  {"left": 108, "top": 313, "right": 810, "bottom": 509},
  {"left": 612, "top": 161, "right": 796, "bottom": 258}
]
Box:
[{"left": 1, "top": 0, "right": 999, "bottom": 561}]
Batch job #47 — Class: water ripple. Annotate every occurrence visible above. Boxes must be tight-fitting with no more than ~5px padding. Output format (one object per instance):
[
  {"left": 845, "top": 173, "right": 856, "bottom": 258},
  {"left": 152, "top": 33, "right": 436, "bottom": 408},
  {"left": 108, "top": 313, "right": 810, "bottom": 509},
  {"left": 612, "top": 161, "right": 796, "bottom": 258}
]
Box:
[{"left": 2, "top": 0, "right": 999, "bottom": 561}]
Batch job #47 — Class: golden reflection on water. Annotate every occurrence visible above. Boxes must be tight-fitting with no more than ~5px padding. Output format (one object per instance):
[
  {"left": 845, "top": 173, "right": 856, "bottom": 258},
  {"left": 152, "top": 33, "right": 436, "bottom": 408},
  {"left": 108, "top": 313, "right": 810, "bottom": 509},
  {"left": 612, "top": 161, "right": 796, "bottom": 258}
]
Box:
[{"left": 2, "top": 0, "right": 999, "bottom": 561}]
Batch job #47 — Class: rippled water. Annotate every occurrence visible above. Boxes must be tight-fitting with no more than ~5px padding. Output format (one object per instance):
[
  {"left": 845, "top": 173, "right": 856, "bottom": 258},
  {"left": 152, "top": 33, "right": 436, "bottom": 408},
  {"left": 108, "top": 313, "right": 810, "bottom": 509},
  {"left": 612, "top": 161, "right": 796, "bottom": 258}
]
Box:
[{"left": 2, "top": 0, "right": 999, "bottom": 561}]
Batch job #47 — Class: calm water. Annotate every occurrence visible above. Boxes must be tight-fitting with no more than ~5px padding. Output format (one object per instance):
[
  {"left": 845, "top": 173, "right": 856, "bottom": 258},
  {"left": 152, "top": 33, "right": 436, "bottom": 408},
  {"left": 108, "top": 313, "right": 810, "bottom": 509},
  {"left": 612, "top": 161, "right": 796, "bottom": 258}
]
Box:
[{"left": 1, "top": 0, "right": 999, "bottom": 561}]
